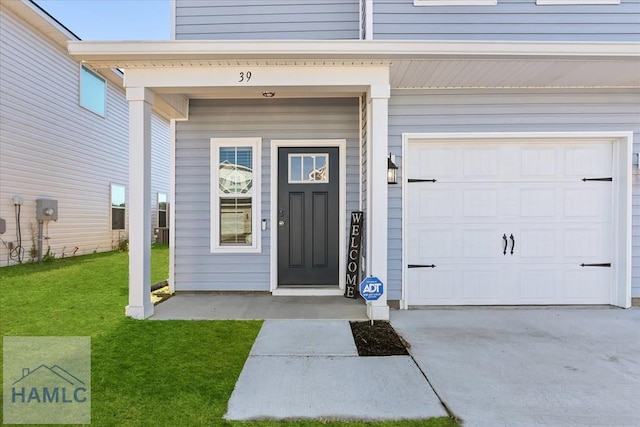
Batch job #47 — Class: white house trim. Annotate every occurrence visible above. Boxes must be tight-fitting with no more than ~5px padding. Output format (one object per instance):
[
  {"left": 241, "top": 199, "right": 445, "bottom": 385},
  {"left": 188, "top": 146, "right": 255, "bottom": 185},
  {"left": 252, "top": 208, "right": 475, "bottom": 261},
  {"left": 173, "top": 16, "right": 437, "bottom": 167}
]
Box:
[
  {"left": 400, "top": 131, "right": 633, "bottom": 310},
  {"left": 366, "top": 85, "right": 391, "bottom": 321},
  {"left": 168, "top": 119, "right": 176, "bottom": 293},
  {"left": 68, "top": 40, "right": 640, "bottom": 60},
  {"left": 270, "top": 139, "right": 347, "bottom": 297},
  {"left": 125, "top": 87, "right": 155, "bottom": 320}
]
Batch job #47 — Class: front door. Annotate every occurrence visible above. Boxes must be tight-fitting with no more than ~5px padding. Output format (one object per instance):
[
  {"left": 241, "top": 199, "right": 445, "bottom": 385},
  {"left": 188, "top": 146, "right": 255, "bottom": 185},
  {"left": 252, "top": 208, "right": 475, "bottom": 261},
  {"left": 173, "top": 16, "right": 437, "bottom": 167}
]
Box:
[{"left": 278, "top": 147, "right": 339, "bottom": 286}]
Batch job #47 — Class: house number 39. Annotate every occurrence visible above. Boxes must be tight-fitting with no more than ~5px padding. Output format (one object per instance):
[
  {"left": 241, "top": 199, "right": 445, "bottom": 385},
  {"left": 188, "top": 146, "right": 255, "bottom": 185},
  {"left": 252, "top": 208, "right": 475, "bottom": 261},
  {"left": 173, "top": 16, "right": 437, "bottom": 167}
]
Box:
[{"left": 239, "top": 71, "right": 252, "bottom": 82}]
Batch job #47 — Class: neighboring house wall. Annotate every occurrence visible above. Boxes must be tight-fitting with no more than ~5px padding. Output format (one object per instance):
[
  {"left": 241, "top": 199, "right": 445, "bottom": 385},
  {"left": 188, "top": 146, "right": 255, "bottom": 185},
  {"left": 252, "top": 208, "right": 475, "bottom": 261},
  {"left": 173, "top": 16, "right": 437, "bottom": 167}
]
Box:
[
  {"left": 387, "top": 88, "right": 640, "bottom": 299},
  {"left": 0, "top": 5, "right": 170, "bottom": 266},
  {"left": 174, "top": 98, "right": 359, "bottom": 291},
  {"left": 373, "top": 0, "right": 640, "bottom": 41},
  {"left": 174, "top": 0, "right": 360, "bottom": 40}
]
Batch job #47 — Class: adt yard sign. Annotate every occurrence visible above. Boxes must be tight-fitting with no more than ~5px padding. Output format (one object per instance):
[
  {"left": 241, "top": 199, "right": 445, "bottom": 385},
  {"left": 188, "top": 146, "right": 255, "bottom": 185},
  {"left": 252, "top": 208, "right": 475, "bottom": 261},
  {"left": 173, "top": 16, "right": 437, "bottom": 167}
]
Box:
[{"left": 360, "top": 276, "right": 383, "bottom": 301}]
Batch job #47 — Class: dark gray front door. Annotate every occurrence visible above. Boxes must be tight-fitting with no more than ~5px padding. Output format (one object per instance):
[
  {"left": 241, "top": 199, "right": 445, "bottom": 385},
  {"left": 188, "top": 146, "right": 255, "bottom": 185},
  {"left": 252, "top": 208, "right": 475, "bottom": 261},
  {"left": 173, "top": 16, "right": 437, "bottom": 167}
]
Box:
[{"left": 278, "top": 147, "right": 339, "bottom": 286}]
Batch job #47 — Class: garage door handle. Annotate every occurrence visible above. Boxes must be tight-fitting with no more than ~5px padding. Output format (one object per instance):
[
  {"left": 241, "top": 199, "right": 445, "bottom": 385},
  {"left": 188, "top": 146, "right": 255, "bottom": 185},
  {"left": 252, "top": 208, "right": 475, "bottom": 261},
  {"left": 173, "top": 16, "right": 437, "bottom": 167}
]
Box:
[
  {"left": 510, "top": 234, "right": 515, "bottom": 255},
  {"left": 503, "top": 234, "right": 508, "bottom": 255}
]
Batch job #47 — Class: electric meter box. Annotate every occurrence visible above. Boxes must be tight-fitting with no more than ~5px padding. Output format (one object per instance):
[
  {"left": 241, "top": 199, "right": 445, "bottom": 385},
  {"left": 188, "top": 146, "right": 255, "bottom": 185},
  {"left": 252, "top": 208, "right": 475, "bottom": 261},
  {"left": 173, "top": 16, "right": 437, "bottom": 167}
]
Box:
[{"left": 36, "top": 199, "right": 58, "bottom": 221}]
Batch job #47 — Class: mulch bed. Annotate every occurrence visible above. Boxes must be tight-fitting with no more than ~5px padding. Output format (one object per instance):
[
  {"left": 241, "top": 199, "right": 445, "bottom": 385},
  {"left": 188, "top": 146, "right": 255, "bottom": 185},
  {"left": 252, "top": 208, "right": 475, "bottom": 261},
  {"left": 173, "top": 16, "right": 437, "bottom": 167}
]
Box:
[{"left": 349, "top": 321, "right": 410, "bottom": 356}]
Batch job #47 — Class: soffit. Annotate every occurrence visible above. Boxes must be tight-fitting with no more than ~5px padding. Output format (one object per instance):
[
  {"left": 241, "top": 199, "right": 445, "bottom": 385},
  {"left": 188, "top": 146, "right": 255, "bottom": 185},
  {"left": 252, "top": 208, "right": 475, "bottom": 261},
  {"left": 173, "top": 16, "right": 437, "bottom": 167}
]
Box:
[{"left": 68, "top": 40, "right": 640, "bottom": 90}]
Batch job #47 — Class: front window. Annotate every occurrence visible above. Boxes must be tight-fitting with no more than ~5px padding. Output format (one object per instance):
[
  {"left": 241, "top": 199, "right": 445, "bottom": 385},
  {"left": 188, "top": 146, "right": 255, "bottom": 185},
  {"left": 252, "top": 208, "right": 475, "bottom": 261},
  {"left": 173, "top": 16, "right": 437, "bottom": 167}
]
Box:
[
  {"left": 211, "top": 138, "right": 261, "bottom": 253},
  {"left": 111, "top": 184, "right": 126, "bottom": 230}
]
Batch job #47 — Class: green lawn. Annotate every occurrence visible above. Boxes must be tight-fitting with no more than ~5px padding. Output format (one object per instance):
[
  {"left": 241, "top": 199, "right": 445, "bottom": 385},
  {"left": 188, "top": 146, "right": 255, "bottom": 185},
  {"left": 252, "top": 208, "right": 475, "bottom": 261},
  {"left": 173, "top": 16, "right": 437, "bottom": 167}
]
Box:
[{"left": 1, "top": 247, "right": 457, "bottom": 427}]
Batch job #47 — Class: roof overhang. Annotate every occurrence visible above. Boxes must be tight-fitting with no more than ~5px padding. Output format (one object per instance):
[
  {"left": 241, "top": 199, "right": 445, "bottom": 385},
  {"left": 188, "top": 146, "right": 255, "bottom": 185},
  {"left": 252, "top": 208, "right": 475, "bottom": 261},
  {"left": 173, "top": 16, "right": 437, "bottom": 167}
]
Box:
[
  {"left": 68, "top": 40, "right": 640, "bottom": 91},
  {"left": 68, "top": 40, "right": 640, "bottom": 110}
]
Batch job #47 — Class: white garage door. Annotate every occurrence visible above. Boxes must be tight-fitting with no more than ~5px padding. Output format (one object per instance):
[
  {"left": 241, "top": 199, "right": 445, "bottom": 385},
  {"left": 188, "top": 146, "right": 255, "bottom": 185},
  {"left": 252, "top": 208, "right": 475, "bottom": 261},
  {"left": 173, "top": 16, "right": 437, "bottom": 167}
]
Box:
[{"left": 406, "top": 140, "right": 614, "bottom": 305}]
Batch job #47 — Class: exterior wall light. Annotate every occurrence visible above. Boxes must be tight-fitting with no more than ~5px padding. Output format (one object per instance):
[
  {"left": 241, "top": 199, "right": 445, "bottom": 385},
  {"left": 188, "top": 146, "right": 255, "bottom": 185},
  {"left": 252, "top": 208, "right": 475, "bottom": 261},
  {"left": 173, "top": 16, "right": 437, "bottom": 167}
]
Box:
[{"left": 387, "top": 153, "right": 398, "bottom": 184}]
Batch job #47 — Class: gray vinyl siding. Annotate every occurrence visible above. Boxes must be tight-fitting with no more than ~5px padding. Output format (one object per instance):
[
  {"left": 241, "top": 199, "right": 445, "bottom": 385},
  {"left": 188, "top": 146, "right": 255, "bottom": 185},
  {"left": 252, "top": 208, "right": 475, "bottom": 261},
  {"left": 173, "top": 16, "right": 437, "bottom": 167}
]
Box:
[
  {"left": 0, "top": 5, "right": 170, "bottom": 266},
  {"left": 175, "top": 0, "right": 360, "bottom": 40},
  {"left": 174, "top": 98, "right": 359, "bottom": 291},
  {"left": 373, "top": 0, "right": 640, "bottom": 42},
  {"left": 387, "top": 88, "right": 640, "bottom": 300}
]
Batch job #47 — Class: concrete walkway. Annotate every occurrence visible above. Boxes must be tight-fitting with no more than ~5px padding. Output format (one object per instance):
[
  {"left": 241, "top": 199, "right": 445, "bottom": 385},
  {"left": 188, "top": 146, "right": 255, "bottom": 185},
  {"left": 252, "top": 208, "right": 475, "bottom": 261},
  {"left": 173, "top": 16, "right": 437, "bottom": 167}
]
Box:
[
  {"left": 152, "top": 295, "right": 640, "bottom": 424},
  {"left": 391, "top": 307, "right": 640, "bottom": 427},
  {"left": 224, "top": 320, "right": 447, "bottom": 421}
]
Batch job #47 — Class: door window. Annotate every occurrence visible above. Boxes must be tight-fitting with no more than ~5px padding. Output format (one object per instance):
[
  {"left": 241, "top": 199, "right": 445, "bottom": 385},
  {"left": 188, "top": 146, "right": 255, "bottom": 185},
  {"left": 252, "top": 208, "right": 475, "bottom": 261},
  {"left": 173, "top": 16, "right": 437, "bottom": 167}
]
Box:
[{"left": 288, "top": 154, "right": 328, "bottom": 183}]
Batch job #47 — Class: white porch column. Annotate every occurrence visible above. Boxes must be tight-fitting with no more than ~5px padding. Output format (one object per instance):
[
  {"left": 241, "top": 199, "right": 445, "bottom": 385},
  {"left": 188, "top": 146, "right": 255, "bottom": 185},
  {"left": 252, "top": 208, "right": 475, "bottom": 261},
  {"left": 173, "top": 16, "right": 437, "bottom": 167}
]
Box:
[
  {"left": 367, "top": 84, "right": 391, "bottom": 320},
  {"left": 125, "top": 87, "right": 154, "bottom": 319}
]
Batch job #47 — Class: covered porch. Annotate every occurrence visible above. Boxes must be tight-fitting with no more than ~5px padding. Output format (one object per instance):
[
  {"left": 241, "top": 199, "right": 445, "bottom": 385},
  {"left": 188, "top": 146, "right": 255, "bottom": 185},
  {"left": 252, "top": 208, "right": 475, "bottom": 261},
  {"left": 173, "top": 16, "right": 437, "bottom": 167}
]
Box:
[{"left": 67, "top": 40, "right": 640, "bottom": 321}]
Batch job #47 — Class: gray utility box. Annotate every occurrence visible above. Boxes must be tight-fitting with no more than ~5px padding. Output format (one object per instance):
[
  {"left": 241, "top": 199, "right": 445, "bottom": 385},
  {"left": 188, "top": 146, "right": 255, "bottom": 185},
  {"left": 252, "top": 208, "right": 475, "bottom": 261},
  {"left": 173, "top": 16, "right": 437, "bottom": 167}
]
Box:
[{"left": 36, "top": 199, "right": 58, "bottom": 221}]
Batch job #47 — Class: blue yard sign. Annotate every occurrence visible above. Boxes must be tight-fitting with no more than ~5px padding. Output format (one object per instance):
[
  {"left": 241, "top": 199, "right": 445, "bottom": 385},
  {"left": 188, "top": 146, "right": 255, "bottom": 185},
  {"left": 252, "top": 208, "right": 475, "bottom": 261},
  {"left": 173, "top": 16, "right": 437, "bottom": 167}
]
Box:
[{"left": 359, "top": 276, "right": 384, "bottom": 301}]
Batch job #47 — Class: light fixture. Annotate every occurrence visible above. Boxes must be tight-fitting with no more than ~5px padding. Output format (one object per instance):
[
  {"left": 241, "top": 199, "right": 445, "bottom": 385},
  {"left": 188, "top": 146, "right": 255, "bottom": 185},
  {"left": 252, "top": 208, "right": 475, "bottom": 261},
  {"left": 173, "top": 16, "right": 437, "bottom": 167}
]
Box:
[
  {"left": 262, "top": 91, "right": 275, "bottom": 98},
  {"left": 387, "top": 153, "right": 398, "bottom": 185}
]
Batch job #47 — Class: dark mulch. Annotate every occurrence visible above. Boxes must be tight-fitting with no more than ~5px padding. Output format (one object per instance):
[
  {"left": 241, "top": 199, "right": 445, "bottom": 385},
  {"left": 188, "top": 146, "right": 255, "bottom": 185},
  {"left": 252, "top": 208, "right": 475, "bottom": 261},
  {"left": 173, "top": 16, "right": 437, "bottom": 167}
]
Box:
[{"left": 349, "top": 321, "right": 410, "bottom": 356}]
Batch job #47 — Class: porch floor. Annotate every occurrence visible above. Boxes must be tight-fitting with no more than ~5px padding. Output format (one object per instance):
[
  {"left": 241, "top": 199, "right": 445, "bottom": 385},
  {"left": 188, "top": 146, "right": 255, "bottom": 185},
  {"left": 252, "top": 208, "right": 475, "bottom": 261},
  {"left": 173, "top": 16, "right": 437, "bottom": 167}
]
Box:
[{"left": 150, "top": 293, "right": 368, "bottom": 320}]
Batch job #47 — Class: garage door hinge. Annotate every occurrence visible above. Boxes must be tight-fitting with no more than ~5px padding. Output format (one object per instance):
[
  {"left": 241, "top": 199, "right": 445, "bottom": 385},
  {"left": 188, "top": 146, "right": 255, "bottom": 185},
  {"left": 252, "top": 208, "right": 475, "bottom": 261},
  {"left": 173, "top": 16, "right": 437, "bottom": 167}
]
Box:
[
  {"left": 408, "top": 264, "right": 436, "bottom": 268},
  {"left": 580, "top": 263, "right": 611, "bottom": 267},
  {"left": 582, "top": 177, "right": 612, "bottom": 182},
  {"left": 408, "top": 179, "right": 437, "bottom": 183}
]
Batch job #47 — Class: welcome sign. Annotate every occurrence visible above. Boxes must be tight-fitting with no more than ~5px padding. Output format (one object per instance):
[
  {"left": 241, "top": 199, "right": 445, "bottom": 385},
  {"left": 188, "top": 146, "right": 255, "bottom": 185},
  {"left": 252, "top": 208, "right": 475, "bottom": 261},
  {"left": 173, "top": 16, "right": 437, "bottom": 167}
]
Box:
[{"left": 344, "top": 211, "right": 363, "bottom": 299}]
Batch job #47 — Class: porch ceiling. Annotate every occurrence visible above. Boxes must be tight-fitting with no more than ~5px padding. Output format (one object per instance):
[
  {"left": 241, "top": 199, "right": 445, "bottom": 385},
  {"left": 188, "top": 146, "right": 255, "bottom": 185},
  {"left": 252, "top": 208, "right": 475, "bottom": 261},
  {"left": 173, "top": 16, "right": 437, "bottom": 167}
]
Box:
[{"left": 68, "top": 40, "right": 640, "bottom": 90}]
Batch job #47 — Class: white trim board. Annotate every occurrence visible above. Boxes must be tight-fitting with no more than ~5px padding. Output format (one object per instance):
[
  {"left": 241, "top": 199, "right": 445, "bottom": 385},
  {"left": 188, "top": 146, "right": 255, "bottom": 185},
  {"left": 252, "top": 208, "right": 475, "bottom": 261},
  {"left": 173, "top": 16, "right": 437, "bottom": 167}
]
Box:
[
  {"left": 270, "top": 140, "right": 347, "bottom": 295},
  {"left": 401, "top": 131, "right": 633, "bottom": 309}
]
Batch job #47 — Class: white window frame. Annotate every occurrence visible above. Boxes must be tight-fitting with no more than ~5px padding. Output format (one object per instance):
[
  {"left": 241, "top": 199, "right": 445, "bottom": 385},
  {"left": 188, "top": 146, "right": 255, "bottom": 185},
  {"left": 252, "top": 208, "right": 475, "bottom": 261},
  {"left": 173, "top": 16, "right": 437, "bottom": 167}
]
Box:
[
  {"left": 414, "top": 0, "right": 497, "bottom": 5},
  {"left": 210, "top": 137, "right": 261, "bottom": 253},
  {"left": 110, "top": 183, "right": 126, "bottom": 231},
  {"left": 79, "top": 65, "right": 106, "bottom": 117}
]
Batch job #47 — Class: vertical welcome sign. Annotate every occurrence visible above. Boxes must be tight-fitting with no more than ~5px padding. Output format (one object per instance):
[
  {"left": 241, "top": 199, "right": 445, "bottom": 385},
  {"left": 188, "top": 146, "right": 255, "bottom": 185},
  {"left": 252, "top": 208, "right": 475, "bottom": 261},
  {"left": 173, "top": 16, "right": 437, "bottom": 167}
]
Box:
[{"left": 344, "top": 211, "right": 363, "bottom": 298}]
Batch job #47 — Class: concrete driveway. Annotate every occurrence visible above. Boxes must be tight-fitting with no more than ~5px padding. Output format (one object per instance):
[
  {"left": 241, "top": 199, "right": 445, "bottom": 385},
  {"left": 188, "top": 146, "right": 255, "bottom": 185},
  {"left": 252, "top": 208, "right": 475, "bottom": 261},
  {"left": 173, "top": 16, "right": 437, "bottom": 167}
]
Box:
[{"left": 391, "top": 308, "right": 640, "bottom": 427}]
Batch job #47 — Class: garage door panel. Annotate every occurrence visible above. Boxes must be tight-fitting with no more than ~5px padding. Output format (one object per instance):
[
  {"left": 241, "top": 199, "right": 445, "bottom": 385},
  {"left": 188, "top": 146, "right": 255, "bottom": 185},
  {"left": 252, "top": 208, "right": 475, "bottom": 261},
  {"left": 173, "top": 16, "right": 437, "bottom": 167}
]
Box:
[
  {"left": 413, "top": 189, "right": 454, "bottom": 219},
  {"left": 463, "top": 189, "right": 499, "bottom": 218},
  {"left": 521, "top": 146, "right": 558, "bottom": 177},
  {"left": 564, "top": 144, "right": 612, "bottom": 177},
  {"left": 411, "top": 269, "right": 456, "bottom": 300},
  {"left": 562, "top": 268, "right": 611, "bottom": 302},
  {"left": 517, "top": 229, "right": 556, "bottom": 259},
  {"left": 563, "top": 187, "right": 611, "bottom": 219},
  {"left": 519, "top": 188, "right": 556, "bottom": 218},
  {"left": 563, "top": 228, "right": 608, "bottom": 259},
  {"left": 415, "top": 147, "right": 457, "bottom": 178},
  {"left": 518, "top": 269, "right": 556, "bottom": 300},
  {"left": 406, "top": 140, "right": 614, "bottom": 306},
  {"left": 462, "top": 229, "right": 503, "bottom": 258},
  {"left": 461, "top": 270, "right": 507, "bottom": 300},
  {"left": 408, "top": 225, "right": 505, "bottom": 262},
  {"left": 463, "top": 147, "right": 500, "bottom": 178},
  {"left": 407, "top": 229, "right": 456, "bottom": 259}
]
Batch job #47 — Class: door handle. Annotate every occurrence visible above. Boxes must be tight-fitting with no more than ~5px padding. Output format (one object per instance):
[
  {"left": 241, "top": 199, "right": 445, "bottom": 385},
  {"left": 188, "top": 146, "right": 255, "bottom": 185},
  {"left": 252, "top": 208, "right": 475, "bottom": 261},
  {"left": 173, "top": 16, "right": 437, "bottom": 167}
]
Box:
[
  {"left": 278, "top": 220, "right": 285, "bottom": 227},
  {"left": 503, "top": 234, "right": 508, "bottom": 255},
  {"left": 510, "top": 234, "right": 515, "bottom": 255}
]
